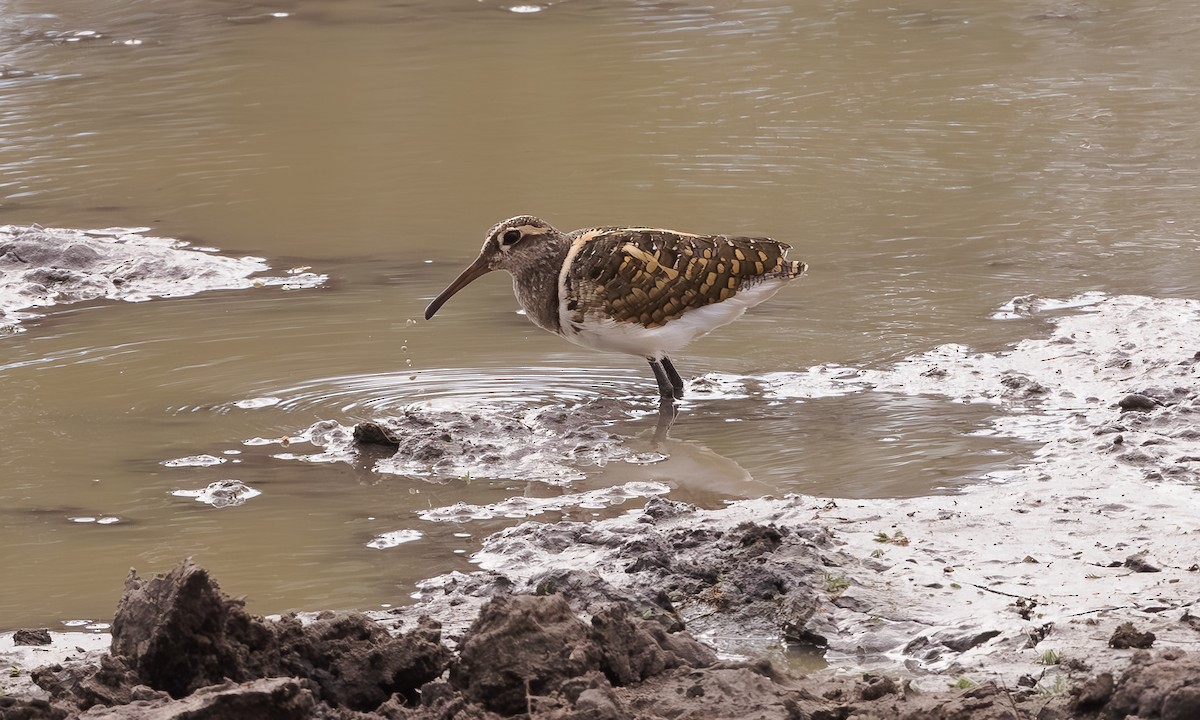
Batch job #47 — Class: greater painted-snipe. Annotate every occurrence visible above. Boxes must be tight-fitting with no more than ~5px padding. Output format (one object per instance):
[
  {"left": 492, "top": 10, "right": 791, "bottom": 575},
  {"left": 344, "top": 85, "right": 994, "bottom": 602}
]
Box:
[{"left": 424, "top": 216, "right": 807, "bottom": 400}]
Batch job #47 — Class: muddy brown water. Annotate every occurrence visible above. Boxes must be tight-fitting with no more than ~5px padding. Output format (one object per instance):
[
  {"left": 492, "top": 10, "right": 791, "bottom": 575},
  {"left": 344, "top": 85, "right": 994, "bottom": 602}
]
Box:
[{"left": 2, "top": 0, "right": 1198, "bottom": 629}]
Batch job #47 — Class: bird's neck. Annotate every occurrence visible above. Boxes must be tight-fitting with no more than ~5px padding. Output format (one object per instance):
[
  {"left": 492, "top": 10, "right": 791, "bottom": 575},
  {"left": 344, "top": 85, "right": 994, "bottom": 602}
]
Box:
[{"left": 508, "top": 237, "right": 571, "bottom": 333}]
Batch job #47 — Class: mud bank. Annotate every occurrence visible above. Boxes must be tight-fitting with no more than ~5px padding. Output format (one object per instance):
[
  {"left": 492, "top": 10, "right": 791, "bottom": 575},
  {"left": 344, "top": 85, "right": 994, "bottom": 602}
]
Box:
[
  {"left": 0, "top": 225, "right": 325, "bottom": 333},
  {"left": 5, "top": 560, "right": 1200, "bottom": 719}
]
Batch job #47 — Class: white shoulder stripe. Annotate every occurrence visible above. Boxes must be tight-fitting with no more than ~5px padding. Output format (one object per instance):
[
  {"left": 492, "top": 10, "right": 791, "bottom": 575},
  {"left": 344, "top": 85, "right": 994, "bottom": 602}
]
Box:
[{"left": 557, "top": 231, "right": 603, "bottom": 331}]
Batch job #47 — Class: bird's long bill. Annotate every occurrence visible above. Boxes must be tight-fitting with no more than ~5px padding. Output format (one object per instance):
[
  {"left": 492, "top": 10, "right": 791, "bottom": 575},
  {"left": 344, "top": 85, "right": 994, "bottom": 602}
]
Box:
[{"left": 423, "top": 255, "right": 492, "bottom": 320}]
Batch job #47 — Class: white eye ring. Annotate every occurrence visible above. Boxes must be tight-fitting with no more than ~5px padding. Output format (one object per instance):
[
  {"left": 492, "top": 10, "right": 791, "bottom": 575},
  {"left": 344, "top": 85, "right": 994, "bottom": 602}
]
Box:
[{"left": 501, "top": 229, "right": 522, "bottom": 246}]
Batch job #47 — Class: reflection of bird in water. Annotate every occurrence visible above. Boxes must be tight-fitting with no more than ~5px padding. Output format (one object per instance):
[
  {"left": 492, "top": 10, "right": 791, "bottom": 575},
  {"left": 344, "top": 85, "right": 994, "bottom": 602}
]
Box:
[
  {"left": 424, "top": 216, "right": 807, "bottom": 401},
  {"left": 584, "top": 421, "right": 775, "bottom": 506}
]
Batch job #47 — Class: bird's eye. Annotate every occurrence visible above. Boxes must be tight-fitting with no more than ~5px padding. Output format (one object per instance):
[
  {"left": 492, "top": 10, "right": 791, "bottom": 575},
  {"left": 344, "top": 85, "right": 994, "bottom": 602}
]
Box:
[{"left": 501, "top": 229, "right": 522, "bottom": 246}]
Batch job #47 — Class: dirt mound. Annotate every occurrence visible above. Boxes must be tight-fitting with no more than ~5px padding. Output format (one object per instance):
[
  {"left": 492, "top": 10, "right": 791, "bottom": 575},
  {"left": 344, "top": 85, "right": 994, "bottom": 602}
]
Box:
[
  {"left": 451, "top": 594, "right": 716, "bottom": 715},
  {"left": 26, "top": 561, "right": 450, "bottom": 717},
  {"left": 1099, "top": 649, "right": 1200, "bottom": 719}
]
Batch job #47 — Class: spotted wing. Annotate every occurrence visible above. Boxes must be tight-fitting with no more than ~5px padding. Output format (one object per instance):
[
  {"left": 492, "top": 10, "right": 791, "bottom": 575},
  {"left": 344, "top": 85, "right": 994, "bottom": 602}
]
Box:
[{"left": 564, "top": 228, "right": 805, "bottom": 329}]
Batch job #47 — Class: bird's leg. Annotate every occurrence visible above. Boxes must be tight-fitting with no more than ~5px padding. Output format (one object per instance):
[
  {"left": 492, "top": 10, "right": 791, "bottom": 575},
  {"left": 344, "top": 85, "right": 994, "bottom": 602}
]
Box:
[
  {"left": 661, "top": 356, "right": 685, "bottom": 399},
  {"left": 647, "top": 358, "right": 676, "bottom": 400}
]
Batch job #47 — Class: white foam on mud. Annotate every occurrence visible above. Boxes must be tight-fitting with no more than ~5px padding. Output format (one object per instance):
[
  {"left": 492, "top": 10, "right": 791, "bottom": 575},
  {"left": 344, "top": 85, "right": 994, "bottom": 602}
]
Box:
[
  {"left": 0, "top": 225, "right": 326, "bottom": 331},
  {"left": 989, "top": 291, "right": 1107, "bottom": 320},
  {"left": 686, "top": 372, "right": 752, "bottom": 399},
  {"left": 768, "top": 293, "right": 1199, "bottom": 434},
  {"left": 161, "top": 454, "right": 227, "bottom": 467},
  {"left": 366, "top": 529, "right": 424, "bottom": 549},
  {"left": 171, "top": 480, "right": 261, "bottom": 507},
  {"left": 295, "top": 403, "right": 633, "bottom": 485},
  {"left": 232, "top": 396, "right": 283, "bottom": 409},
  {"left": 67, "top": 515, "right": 122, "bottom": 525},
  {"left": 761, "top": 364, "right": 869, "bottom": 399},
  {"left": 419, "top": 481, "right": 672, "bottom": 522}
]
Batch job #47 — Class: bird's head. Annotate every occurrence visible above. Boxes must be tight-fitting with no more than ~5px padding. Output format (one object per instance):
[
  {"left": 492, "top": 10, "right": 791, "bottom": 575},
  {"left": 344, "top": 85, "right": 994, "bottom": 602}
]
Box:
[{"left": 423, "top": 215, "right": 563, "bottom": 320}]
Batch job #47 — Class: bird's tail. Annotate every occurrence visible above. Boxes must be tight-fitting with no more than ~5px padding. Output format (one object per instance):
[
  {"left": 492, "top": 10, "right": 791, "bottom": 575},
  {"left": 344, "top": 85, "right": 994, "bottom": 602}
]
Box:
[{"left": 784, "top": 260, "right": 809, "bottom": 278}]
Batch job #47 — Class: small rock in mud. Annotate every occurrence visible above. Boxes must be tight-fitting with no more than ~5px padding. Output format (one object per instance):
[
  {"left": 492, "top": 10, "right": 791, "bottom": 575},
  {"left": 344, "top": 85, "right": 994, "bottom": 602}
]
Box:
[
  {"left": 1119, "top": 393, "right": 1162, "bottom": 412},
  {"left": 1109, "top": 622, "right": 1156, "bottom": 649},
  {"left": 1026, "top": 622, "right": 1054, "bottom": 647},
  {"left": 1182, "top": 610, "right": 1200, "bottom": 632},
  {"left": 640, "top": 496, "right": 696, "bottom": 521},
  {"left": 1000, "top": 373, "right": 1050, "bottom": 397},
  {"left": 937, "top": 628, "right": 1002, "bottom": 653},
  {"left": 12, "top": 628, "right": 52, "bottom": 646},
  {"left": 352, "top": 420, "right": 401, "bottom": 447},
  {"left": 859, "top": 672, "right": 900, "bottom": 700},
  {"left": 735, "top": 521, "right": 785, "bottom": 554},
  {"left": 1124, "top": 552, "right": 1162, "bottom": 573}
]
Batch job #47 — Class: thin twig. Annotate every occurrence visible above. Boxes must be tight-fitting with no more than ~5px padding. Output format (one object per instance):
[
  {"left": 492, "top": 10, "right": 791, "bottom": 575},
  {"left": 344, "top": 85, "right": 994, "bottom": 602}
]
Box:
[{"left": 961, "top": 581, "right": 1035, "bottom": 602}]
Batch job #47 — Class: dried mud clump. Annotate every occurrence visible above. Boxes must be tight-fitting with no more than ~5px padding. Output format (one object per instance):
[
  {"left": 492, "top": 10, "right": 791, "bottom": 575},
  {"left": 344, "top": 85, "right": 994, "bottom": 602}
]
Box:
[
  {"left": 1110, "top": 621, "right": 1157, "bottom": 650},
  {"left": 108, "top": 561, "right": 279, "bottom": 698},
  {"left": 11, "top": 628, "right": 51, "bottom": 646},
  {"left": 28, "top": 561, "right": 450, "bottom": 717},
  {"left": 1071, "top": 649, "right": 1200, "bottom": 719},
  {"left": 451, "top": 594, "right": 716, "bottom": 715}
]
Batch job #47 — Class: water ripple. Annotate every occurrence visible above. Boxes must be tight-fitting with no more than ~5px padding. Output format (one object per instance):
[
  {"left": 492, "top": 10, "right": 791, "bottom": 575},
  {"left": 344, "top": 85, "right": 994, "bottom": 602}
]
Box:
[{"left": 213, "top": 366, "right": 650, "bottom": 416}]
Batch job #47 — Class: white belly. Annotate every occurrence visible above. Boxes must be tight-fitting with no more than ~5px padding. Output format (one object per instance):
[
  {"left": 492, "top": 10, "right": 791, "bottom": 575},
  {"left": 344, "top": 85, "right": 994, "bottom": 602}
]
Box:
[{"left": 559, "top": 280, "right": 788, "bottom": 359}]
